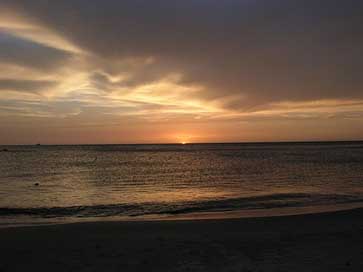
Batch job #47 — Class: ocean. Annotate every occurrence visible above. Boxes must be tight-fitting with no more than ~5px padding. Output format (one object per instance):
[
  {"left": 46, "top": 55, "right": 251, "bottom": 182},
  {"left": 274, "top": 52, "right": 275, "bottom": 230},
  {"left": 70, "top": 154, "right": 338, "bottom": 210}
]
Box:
[{"left": 1, "top": 142, "right": 363, "bottom": 226}]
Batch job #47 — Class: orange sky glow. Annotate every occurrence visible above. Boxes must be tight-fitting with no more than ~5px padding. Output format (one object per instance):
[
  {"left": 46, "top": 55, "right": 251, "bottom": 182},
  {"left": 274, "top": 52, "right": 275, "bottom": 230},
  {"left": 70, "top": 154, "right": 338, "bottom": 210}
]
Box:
[{"left": 0, "top": 1, "right": 363, "bottom": 144}]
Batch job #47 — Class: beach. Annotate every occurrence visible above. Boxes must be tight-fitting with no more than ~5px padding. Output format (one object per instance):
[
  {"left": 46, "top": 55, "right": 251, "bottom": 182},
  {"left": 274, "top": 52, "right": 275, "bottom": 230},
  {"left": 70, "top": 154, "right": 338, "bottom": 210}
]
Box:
[{"left": 1, "top": 208, "right": 362, "bottom": 272}]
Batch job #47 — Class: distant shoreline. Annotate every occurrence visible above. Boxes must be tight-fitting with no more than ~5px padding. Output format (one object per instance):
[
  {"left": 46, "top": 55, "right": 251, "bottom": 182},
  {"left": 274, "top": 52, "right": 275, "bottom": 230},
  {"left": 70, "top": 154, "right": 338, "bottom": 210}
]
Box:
[{"left": 1, "top": 140, "right": 363, "bottom": 147}]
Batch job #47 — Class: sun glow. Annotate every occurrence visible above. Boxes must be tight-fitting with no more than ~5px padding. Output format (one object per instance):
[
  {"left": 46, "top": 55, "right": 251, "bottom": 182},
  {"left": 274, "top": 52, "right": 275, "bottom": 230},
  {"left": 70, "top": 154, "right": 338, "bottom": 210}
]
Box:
[{"left": 177, "top": 134, "right": 193, "bottom": 145}]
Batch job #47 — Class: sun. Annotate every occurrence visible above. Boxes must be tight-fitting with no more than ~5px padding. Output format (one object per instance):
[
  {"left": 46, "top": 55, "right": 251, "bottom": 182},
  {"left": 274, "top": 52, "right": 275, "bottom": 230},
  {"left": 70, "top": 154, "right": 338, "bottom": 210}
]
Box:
[{"left": 176, "top": 134, "right": 192, "bottom": 145}]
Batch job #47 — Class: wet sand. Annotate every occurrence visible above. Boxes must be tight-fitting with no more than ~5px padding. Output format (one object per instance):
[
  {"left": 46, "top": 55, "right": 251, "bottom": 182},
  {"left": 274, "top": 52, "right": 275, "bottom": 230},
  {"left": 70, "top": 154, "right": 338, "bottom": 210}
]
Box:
[{"left": 1, "top": 208, "right": 362, "bottom": 271}]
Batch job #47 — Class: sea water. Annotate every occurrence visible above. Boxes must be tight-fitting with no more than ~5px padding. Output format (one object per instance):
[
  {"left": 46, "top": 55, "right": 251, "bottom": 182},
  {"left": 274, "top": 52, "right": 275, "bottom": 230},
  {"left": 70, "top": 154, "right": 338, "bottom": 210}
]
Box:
[{"left": 1, "top": 142, "right": 363, "bottom": 226}]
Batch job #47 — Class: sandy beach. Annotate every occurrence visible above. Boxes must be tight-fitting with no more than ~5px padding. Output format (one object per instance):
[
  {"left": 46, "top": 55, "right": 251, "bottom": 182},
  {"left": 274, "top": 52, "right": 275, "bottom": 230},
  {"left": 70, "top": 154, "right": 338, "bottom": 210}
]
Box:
[{"left": 1, "top": 208, "right": 362, "bottom": 272}]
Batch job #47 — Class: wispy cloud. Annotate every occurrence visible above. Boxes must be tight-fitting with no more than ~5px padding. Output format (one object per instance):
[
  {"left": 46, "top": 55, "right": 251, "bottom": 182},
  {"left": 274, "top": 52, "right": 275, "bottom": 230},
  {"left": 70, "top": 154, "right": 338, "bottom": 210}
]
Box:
[{"left": 0, "top": 0, "right": 362, "bottom": 143}]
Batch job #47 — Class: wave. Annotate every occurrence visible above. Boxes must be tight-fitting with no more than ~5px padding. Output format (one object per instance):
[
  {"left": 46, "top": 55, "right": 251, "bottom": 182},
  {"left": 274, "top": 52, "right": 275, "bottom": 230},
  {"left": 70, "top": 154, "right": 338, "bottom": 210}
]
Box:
[{"left": 1, "top": 193, "right": 363, "bottom": 218}]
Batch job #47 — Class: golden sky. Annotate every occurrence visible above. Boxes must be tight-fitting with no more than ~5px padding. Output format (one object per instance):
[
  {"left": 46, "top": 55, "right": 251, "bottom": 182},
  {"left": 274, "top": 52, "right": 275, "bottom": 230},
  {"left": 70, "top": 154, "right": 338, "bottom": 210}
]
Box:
[{"left": 0, "top": 1, "right": 363, "bottom": 144}]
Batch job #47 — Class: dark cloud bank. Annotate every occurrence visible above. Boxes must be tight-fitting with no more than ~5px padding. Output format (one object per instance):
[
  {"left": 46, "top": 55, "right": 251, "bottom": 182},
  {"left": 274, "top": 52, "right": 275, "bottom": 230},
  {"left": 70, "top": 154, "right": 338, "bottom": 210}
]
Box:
[{"left": 2, "top": 0, "right": 363, "bottom": 110}]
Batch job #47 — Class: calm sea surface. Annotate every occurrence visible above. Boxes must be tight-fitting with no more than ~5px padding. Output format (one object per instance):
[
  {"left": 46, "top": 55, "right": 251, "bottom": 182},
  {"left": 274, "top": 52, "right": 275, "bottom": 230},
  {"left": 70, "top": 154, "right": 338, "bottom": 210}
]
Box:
[{"left": 1, "top": 142, "right": 363, "bottom": 226}]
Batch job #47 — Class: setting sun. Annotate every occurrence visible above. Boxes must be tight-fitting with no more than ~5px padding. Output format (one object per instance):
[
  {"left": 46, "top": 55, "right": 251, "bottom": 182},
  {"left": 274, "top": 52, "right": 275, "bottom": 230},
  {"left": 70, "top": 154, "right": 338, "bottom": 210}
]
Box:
[{"left": 176, "top": 134, "right": 193, "bottom": 145}]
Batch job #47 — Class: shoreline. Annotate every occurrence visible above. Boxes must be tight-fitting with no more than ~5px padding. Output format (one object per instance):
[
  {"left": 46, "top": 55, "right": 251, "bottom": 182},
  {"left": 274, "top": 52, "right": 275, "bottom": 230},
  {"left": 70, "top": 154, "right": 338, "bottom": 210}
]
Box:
[
  {"left": 1, "top": 207, "right": 362, "bottom": 271},
  {"left": 1, "top": 202, "right": 363, "bottom": 229}
]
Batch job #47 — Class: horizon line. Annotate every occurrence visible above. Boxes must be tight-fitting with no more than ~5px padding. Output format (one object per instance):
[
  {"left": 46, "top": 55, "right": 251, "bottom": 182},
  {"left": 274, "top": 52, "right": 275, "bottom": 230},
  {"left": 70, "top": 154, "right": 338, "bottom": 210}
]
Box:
[{"left": 1, "top": 140, "right": 363, "bottom": 146}]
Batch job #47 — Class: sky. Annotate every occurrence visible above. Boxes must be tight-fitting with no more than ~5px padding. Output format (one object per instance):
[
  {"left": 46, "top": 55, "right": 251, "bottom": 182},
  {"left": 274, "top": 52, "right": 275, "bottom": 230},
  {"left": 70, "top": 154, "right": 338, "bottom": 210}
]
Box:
[{"left": 0, "top": 0, "right": 363, "bottom": 144}]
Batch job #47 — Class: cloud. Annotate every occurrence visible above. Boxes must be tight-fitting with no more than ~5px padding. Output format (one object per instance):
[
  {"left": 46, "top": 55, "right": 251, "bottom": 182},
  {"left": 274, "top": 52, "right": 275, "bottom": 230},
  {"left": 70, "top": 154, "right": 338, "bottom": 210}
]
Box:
[
  {"left": 2, "top": 1, "right": 362, "bottom": 107},
  {"left": 0, "top": 79, "right": 56, "bottom": 93},
  {"left": 0, "top": 0, "right": 363, "bottom": 143},
  {"left": 0, "top": 32, "right": 72, "bottom": 71}
]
